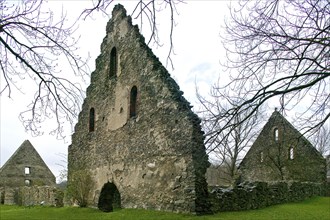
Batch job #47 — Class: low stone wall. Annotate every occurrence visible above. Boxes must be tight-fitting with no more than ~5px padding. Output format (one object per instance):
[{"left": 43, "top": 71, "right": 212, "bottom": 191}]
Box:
[
  {"left": 0, "top": 186, "right": 63, "bottom": 206},
  {"left": 210, "top": 181, "right": 325, "bottom": 212}
]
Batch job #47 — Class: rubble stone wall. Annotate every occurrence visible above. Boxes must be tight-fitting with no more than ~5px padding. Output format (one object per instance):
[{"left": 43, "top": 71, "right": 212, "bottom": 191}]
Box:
[
  {"left": 0, "top": 186, "right": 60, "bottom": 206},
  {"left": 68, "top": 4, "right": 210, "bottom": 214}
]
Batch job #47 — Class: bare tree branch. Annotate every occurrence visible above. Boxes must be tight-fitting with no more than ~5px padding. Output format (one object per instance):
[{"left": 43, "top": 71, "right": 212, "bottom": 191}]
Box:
[
  {"left": 1, "top": 0, "right": 183, "bottom": 138},
  {"left": 197, "top": 81, "right": 265, "bottom": 185},
  {"left": 216, "top": 0, "right": 329, "bottom": 144},
  {"left": 1, "top": 0, "right": 89, "bottom": 138},
  {"left": 312, "top": 124, "right": 330, "bottom": 157}
]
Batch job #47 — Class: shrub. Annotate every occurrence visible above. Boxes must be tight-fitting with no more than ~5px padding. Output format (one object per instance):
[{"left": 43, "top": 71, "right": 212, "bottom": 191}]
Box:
[
  {"left": 67, "top": 170, "right": 94, "bottom": 207},
  {"left": 55, "top": 189, "right": 64, "bottom": 207}
]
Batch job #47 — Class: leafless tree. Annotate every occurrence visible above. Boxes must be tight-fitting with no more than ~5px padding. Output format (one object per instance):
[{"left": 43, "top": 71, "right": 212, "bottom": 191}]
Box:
[
  {"left": 265, "top": 141, "right": 287, "bottom": 181},
  {"left": 197, "top": 83, "right": 264, "bottom": 185},
  {"left": 1, "top": 0, "right": 89, "bottom": 138},
  {"left": 56, "top": 152, "right": 68, "bottom": 183},
  {"left": 218, "top": 0, "right": 329, "bottom": 142},
  {"left": 1, "top": 0, "right": 182, "bottom": 138},
  {"left": 312, "top": 124, "right": 330, "bottom": 157}
]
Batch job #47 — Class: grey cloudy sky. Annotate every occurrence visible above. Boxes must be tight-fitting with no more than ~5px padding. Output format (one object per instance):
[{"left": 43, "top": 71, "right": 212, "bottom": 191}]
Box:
[{"left": 0, "top": 1, "right": 233, "bottom": 182}]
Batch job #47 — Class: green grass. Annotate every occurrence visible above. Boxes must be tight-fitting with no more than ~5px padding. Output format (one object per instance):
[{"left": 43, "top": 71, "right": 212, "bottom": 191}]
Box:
[{"left": 1, "top": 197, "right": 329, "bottom": 220}]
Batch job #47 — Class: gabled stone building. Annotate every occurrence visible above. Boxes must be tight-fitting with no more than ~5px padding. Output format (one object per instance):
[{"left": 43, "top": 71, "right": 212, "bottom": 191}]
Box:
[
  {"left": 68, "top": 4, "right": 210, "bottom": 214},
  {"left": 0, "top": 140, "right": 56, "bottom": 205},
  {"left": 0, "top": 140, "right": 56, "bottom": 187},
  {"left": 239, "top": 109, "right": 326, "bottom": 183}
]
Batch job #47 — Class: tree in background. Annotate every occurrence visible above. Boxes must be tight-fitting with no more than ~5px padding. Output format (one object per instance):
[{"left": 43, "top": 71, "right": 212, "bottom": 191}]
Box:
[
  {"left": 312, "top": 124, "right": 330, "bottom": 157},
  {"left": 1, "top": 0, "right": 181, "bottom": 138},
  {"left": 197, "top": 84, "right": 264, "bottom": 185},
  {"left": 217, "top": 0, "right": 329, "bottom": 144},
  {"left": 56, "top": 152, "right": 68, "bottom": 185}
]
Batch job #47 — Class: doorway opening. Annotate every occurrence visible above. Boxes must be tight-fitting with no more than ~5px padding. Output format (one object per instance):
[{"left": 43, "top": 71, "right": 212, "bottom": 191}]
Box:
[{"left": 98, "top": 182, "right": 121, "bottom": 212}]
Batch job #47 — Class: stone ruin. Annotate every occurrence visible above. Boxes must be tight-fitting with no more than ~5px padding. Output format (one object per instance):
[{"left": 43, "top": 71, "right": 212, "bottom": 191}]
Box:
[
  {"left": 0, "top": 186, "right": 60, "bottom": 206},
  {"left": 239, "top": 109, "right": 326, "bottom": 183},
  {"left": 0, "top": 140, "right": 58, "bottom": 206},
  {"left": 68, "top": 4, "right": 210, "bottom": 214}
]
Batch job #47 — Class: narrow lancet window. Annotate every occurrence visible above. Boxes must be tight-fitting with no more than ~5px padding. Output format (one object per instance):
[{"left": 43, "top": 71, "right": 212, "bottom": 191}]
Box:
[
  {"left": 260, "top": 152, "right": 264, "bottom": 163},
  {"left": 130, "top": 86, "right": 138, "bottom": 118},
  {"left": 274, "top": 128, "right": 279, "bottom": 141},
  {"left": 109, "top": 47, "right": 117, "bottom": 78},
  {"left": 289, "top": 147, "right": 294, "bottom": 160},
  {"left": 89, "top": 108, "right": 95, "bottom": 132}
]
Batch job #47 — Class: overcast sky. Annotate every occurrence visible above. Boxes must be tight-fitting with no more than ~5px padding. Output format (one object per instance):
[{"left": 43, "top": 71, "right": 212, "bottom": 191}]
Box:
[{"left": 1, "top": 1, "right": 240, "bottom": 182}]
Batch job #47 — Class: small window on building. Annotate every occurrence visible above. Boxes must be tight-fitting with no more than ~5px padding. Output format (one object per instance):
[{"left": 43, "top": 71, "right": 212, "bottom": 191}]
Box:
[
  {"left": 274, "top": 128, "right": 279, "bottom": 141},
  {"left": 25, "top": 167, "right": 30, "bottom": 175},
  {"left": 130, "top": 86, "right": 138, "bottom": 118},
  {"left": 289, "top": 147, "right": 294, "bottom": 160},
  {"left": 260, "top": 152, "right": 264, "bottom": 163},
  {"left": 89, "top": 107, "right": 95, "bottom": 132},
  {"left": 25, "top": 179, "right": 31, "bottom": 186},
  {"left": 109, "top": 47, "right": 117, "bottom": 78}
]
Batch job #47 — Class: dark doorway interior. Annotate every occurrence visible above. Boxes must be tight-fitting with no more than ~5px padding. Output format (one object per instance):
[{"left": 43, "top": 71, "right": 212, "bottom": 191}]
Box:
[
  {"left": 98, "top": 182, "right": 121, "bottom": 212},
  {"left": 0, "top": 191, "right": 4, "bottom": 204}
]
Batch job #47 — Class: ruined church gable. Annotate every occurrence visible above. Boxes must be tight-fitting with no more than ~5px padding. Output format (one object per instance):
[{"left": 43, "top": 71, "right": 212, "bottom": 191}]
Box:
[
  {"left": 0, "top": 140, "right": 55, "bottom": 187},
  {"left": 68, "top": 4, "right": 210, "bottom": 214},
  {"left": 239, "top": 109, "right": 326, "bottom": 183}
]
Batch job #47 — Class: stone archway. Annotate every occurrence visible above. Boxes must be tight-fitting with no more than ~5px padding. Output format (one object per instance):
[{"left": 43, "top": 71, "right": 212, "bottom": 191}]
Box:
[{"left": 97, "top": 182, "right": 121, "bottom": 212}]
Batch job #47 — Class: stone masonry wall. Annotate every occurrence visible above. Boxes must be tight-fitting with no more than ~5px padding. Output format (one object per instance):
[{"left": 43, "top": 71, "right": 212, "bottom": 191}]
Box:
[
  {"left": 0, "top": 140, "right": 56, "bottom": 188},
  {"left": 68, "top": 4, "right": 210, "bottom": 214},
  {"left": 239, "top": 110, "right": 326, "bottom": 183},
  {"left": 0, "top": 186, "right": 59, "bottom": 206}
]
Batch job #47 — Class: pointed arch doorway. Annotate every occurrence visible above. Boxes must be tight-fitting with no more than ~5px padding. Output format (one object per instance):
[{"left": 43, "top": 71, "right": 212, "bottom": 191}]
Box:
[{"left": 98, "top": 182, "right": 121, "bottom": 212}]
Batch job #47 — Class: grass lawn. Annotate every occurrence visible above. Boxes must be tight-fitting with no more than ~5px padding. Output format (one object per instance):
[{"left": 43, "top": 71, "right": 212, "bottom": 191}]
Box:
[{"left": 1, "top": 197, "right": 329, "bottom": 220}]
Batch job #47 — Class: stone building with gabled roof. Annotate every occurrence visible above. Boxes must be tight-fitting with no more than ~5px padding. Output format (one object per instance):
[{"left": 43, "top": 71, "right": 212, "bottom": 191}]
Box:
[
  {"left": 0, "top": 140, "right": 56, "bottom": 188},
  {"left": 68, "top": 4, "right": 210, "bottom": 214},
  {"left": 239, "top": 109, "right": 326, "bottom": 183}
]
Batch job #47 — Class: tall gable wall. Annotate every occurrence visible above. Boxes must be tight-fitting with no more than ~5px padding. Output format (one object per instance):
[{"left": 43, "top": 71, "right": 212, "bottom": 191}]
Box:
[{"left": 68, "top": 5, "right": 209, "bottom": 214}]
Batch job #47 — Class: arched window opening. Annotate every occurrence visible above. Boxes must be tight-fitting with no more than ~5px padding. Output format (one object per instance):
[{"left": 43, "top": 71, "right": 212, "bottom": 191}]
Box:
[
  {"left": 25, "top": 179, "right": 31, "bottom": 186},
  {"left": 89, "top": 108, "right": 95, "bottom": 132},
  {"left": 274, "top": 128, "right": 279, "bottom": 141},
  {"left": 289, "top": 147, "right": 294, "bottom": 160},
  {"left": 109, "top": 47, "right": 117, "bottom": 78},
  {"left": 98, "top": 182, "right": 121, "bottom": 212},
  {"left": 130, "top": 86, "right": 138, "bottom": 118}
]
